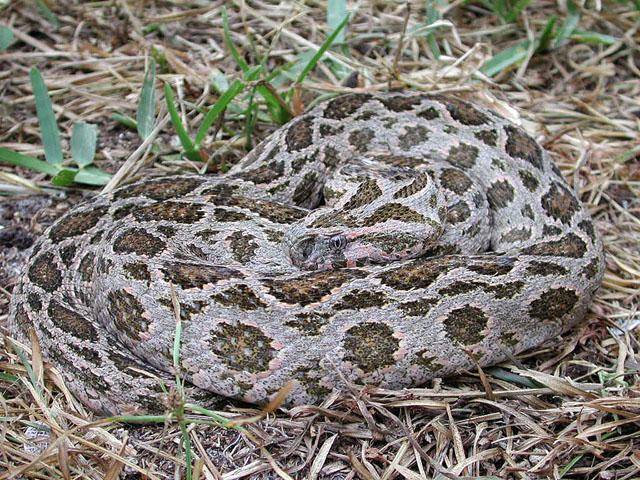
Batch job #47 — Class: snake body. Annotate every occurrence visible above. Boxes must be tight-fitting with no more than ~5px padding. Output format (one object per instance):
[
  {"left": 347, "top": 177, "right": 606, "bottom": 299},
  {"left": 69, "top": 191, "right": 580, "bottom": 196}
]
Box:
[{"left": 9, "top": 93, "right": 604, "bottom": 414}]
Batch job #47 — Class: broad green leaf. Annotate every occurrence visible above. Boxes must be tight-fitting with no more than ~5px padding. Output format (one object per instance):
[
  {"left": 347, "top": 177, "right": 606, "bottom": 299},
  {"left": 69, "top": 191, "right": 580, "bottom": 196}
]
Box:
[
  {"left": 29, "top": 67, "right": 63, "bottom": 165},
  {"left": 211, "top": 71, "right": 230, "bottom": 94},
  {"left": 0, "top": 25, "right": 14, "bottom": 52},
  {"left": 164, "top": 83, "right": 195, "bottom": 153},
  {"left": 74, "top": 165, "right": 112, "bottom": 186},
  {"left": 296, "top": 13, "right": 351, "bottom": 84},
  {"left": 194, "top": 79, "right": 246, "bottom": 148},
  {"left": 480, "top": 39, "right": 531, "bottom": 76},
  {"left": 71, "top": 122, "right": 97, "bottom": 167},
  {"left": 327, "top": 0, "right": 347, "bottom": 44},
  {"left": 0, "top": 147, "right": 58, "bottom": 175},
  {"left": 51, "top": 168, "right": 77, "bottom": 187},
  {"left": 137, "top": 59, "right": 157, "bottom": 139}
]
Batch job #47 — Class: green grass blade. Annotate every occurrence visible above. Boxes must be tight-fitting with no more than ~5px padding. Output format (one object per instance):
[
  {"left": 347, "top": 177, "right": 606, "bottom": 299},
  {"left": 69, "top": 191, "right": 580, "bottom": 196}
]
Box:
[
  {"left": 111, "top": 113, "right": 137, "bottom": 130},
  {"left": 555, "top": 0, "right": 580, "bottom": 47},
  {"left": 70, "top": 122, "right": 97, "bottom": 167},
  {"left": 424, "top": 1, "right": 442, "bottom": 58},
  {"left": 34, "top": 0, "right": 60, "bottom": 28},
  {"left": 194, "top": 79, "right": 245, "bottom": 148},
  {"left": 296, "top": 13, "right": 350, "bottom": 84},
  {"left": 29, "top": 67, "right": 63, "bottom": 166},
  {"left": 74, "top": 166, "right": 111, "bottom": 186},
  {"left": 137, "top": 59, "right": 157, "bottom": 140},
  {"left": 537, "top": 16, "right": 558, "bottom": 53},
  {"left": 0, "top": 26, "right": 14, "bottom": 52},
  {"left": 570, "top": 29, "right": 617, "bottom": 45},
  {"left": 504, "top": 0, "right": 533, "bottom": 22},
  {"left": 480, "top": 39, "right": 531, "bottom": 76},
  {"left": 222, "top": 7, "right": 249, "bottom": 73},
  {"left": 164, "top": 83, "right": 195, "bottom": 153},
  {"left": 0, "top": 147, "right": 59, "bottom": 175},
  {"left": 327, "top": 0, "right": 347, "bottom": 44}
]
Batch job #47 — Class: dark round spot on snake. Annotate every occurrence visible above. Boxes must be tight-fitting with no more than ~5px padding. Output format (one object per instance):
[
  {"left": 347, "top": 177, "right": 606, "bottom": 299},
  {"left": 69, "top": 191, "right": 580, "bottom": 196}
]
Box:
[
  {"left": 334, "top": 290, "right": 387, "bottom": 310},
  {"left": 500, "top": 227, "right": 532, "bottom": 243},
  {"left": 14, "top": 305, "right": 33, "bottom": 333},
  {"left": 348, "top": 128, "right": 375, "bottom": 152},
  {"left": 133, "top": 201, "right": 205, "bottom": 224},
  {"left": 266, "top": 269, "right": 367, "bottom": 306},
  {"left": 446, "top": 201, "right": 471, "bottom": 224},
  {"left": 394, "top": 173, "right": 431, "bottom": 199},
  {"left": 59, "top": 244, "right": 77, "bottom": 267},
  {"left": 466, "top": 257, "right": 515, "bottom": 276},
  {"left": 447, "top": 143, "right": 479, "bottom": 170},
  {"left": 285, "top": 116, "right": 314, "bottom": 151},
  {"left": 113, "top": 176, "right": 204, "bottom": 201},
  {"left": 418, "top": 106, "right": 439, "bottom": 120},
  {"left": 122, "top": 262, "right": 151, "bottom": 281},
  {"left": 292, "top": 171, "right": 320, "bottom": 208},
  {"left": 112, "top": 204, "right": 135, "bottom": 220},
  {"left": 324, "top": 93, "right": 373, "bottom": 119},
  {"left": 156, "top": 225, "right": 177, "bottom": 237},
  {"left": 322, "top": 145, "right": 341, "bottom": 168},
  {"left": 581, "top": 258, "right": 601, "bottom": 279},
  {"left": 381, "top": 95, "right": 422, "bottom": 111},
  {"left": 440, "top": 168, "right": 473, "bottom": 194},
  {"left": 521, "top": 204, "right": 535, "bottom": 220},
  {"left": 542, "top": 224, "right": 562, "bottom": 236},
  {"left": 107, "top": 290, "right": 149, "bottom": 341},
  {"left": 474, "top": 129, "right": 498, "bottom": 146},
  {"left": 525, "top": 260, "right": 568, "bottom": 276},
  {"left": 343, "top": 322, "right": 399, "bottom": 373},
  {"left": 49, "top": 206, "right": 108, "bottom": 242},
  {"left": 528, "top": 287, "right": 579, "bottom": 321},
  {"left": 487, "top": 179, "right": 516, "bottom": 209},
  {"left": 398, "top": 298, "right": 438, "bottom": 316},
  {"left": 113, "top": 228, "right": 166, "bottom": 256},
  {"left": 212, "top": 208, "right": 251, "bottom": 222},
  {"left": 226, "top": 197, "right": 307, "bottom": 224},
  {"left": 28, "top": 252, "right": 62, "bottom": 292},
  {"left": 430, "top": 95, "right": 490, "bottom": 126},
  {"left": 439, "top": 280, "right": 485, "bottom": 296},
  {"left": 578, "top": 219, "right": 596, "bottom": 243},
  {"left": 343, "top": 179, "right": 383, "bottom": 209},
  {"left": 541, "top": 183, "right": 580, "bottom": 224},
  {"left": 234, "top": 161, "right": 285, "bottom": 184},
  {"left": 504, "top": 125, "right": 543, "bottom": 170},
  {"left": 48, "top": 300, "right": 98, "bottom": 341},
  {"left": 443, "top": 305, "right": 488, "bottom": 345},
  {"left": 362, "top": 203, "right": 425, "bottom": 226},
  {"left": 285, "top": 312, "right": 332, "bottom": 336},
  {"left": 378, "top": 256, "right": 465, "bottom": 290},
  {"left": 398, "top": 125, "right": 430, "bottom": 150},
  {"left": 227, "top": 231, "right": 258, "bottom": 263},
  {"left": 518, "top": 169, "right": 539, "bottom": 191},
  {"left": 318, "top": 123, "right": 344, "bottom": 137},
  {"left": 161, "top": 262, "right": 243, "bottom": 289},
  {"left": 27, "top": 293, "right": 42, "bottom": 312},
  {"left": 209, "top": 322, "right": 275, "bottom": 374},
  {"left": 483, "top": 281, "right": 525, "bottom": 299},
  {"left": 211, "top": 284, "right": 267, "bottom": 311}
]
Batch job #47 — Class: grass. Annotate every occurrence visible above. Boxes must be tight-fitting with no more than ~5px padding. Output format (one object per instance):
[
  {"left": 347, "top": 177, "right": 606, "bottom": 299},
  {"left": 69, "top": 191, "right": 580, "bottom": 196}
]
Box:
[{"left": 1, "top": 1, "right": 639, "bottom": 478}]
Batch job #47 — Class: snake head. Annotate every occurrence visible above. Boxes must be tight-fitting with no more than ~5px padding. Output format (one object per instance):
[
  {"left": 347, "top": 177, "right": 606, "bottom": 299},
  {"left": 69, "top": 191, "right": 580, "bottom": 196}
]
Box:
[{"left": 287, "top": 233, "right": 349, "bottom": 271}]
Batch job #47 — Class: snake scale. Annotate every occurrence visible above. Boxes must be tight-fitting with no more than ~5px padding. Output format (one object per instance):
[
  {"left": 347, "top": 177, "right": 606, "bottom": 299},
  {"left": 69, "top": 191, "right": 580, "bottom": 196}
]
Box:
[{"left": 8, "top": 92, "right": 604, "bottom": 415}]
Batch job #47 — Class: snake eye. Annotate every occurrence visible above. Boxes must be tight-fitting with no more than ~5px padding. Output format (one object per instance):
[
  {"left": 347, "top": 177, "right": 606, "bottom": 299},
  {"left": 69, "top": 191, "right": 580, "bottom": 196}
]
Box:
[{"left": 329, "top": 235, "right": 347, "bottom": 250}]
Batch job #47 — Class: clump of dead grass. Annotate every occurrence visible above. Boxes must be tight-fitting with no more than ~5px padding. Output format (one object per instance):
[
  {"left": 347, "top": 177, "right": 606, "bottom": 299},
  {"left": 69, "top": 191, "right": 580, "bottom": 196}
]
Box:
[{"left": 1, "top": 1, "right": 639, "bottom": 479}]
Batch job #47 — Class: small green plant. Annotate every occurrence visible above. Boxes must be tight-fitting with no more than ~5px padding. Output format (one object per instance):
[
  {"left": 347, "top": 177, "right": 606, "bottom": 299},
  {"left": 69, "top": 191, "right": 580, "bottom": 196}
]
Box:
[
  {"left": 0, "top": 68, "right": 111, "bottom": 186},
  {"left": 0, "top": 25, "right": 14, "bottom": 52}
]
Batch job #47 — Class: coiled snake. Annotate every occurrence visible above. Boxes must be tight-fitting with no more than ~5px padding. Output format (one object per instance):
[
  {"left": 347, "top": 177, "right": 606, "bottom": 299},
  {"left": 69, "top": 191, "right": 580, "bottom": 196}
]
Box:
[{"left": 9, "top": 92, "right": 604, "bottom": 414}]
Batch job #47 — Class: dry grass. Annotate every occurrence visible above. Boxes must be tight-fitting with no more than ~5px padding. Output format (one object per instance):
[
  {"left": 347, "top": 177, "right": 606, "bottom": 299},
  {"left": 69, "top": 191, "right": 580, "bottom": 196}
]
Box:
[{"left": 1, "top": 1, "right": 639, "bottom": 479}]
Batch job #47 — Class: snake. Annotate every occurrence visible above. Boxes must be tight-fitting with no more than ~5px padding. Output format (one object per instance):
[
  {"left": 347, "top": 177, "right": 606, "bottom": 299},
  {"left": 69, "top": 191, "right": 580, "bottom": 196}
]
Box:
[{"left": 8, "top": 92, "right": 605, "bottom": 415}]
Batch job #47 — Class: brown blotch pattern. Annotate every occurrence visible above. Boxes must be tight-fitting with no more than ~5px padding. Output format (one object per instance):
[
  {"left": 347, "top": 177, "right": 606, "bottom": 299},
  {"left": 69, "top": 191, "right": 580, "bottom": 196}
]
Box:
[
  {"left": 526, "top": 261, "right": 568, "bottom": 276},
  {"left": 324, "top": 93, "right": 372, "bottom": 120},
  {"left": 541, "top": 183, "right": 580, "bottom": 224},
  {"left": 578, "top": 220, "right": 596, "bottom": 243},
  {"left": 49, "top": 206, "right": 108, "bottom": 242},
  {"left": 523, "top": 234, "right": 587, "bottom": 258},
  {"left": 398, "top": 298, "right": 438, "bottom": 316},
  {"left": 474, "top": 129, "right": 498, "bottom": 146},
  {"left": 382, "top": 95, "right": 422, "bottom": 111},
  {"left": 443, "top": 305, "right": 488, "bottom": 345},
  {"left": 161, "top": 262, "right": 243, "bottom": 289},
  {"left": 348, "top": 128, "right": 375, "bottom": 152},
  {"left": 59, "top": 244, "right": 77, "bottom": 267},
  {"left": 487, "top": 179, "right": 515, "bottom": 209},
  {"left": 285, "top": 312, "right": 331, "bottom": 336},
  {"left": 362, "top": 203, "right": 425, "bottom": 226},
  {"left": 433, "top": 95, "right": 489, "bottom": 125},
  {"left": 114, "top": 176, "right": 203, "bottom": 201},
  {"left": 500, "top": 227, "right": 532, "bottom": 243},
  {"left": 113, "top": 228, "right": 166, "bottom": 256},
  {"left": 27, "top": 293, "right": 42, "bottom": 312},
  {"left": 343, "top": 322, "right": 399, "bottom": 373},
  {"left": 234, "top": 161, "right": 285, "bottom": 184},
  {"left": 334, "top": 290, "right": 387, "bottom": 310},
  {"left": 398, "top": 125, "right": 430, "bottom": 150},
  {"left": 504, "top": 125, "right": 543, "bottom": 170},
  {"left": 484, "top": 281, "right": 524, "bottom": 299},
  {"left": 267, "top": 269, "right": 367, "bottom": 306},
  {"left": 78, "top": 252, "right": 96, "bottom": 282},
  {"left": 447, "top": 143, "right": 479, "bottom": 170},
  {"left": 447, "top": 201, "right": 471, "bottom": 224},
  {"left": 48, "top": 300, "right": 97, "bottom": 341},
  {"left": 212, "top": 208, "right": 251, "bottom": 223},
  {"left": 211, "top": 284, "right": 267, "bottom": 310},
  {"left": 285, "top": 116, "right": 314, "bottom": 151},
  {"left": 518, "top": 169, "right": 539, "bottom": 191},
  {"left": 292, "top": 171, "right": 319, "bottom": 207},
  {"left": 122, "top": 262, "right": 151, "bottom": 281},
  {"left": 466, "top": 258, "right": 515, "bottom": 276},
  {"left": 209, "top": 322, "right": 275, "bottom": 373},
  {"left": 134, "top": 201, "right": 204, "bottom": 224},
  {"left": 28, "top": 252, "right": 62, "bottom": 292},
  {"left": 107, "top": 289, "right": 148, "bottom": 341},
  {"left": 528, "top": 287, "right": 579, "bottom": 321},
  {"left": 394, "top": 173, "right": 431, "bottom": 199},
  {"left": 440, "top": 168, "right": 473, "bottom": 194},
  {"left": 379, "top": 257, "right": 464, "bottom": 290},
  {"left": 227, "top": 231, "right": 258, "bottom": 264},
  {"left": 343, "top": 179, "right": 383, "bottom": 210}
]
